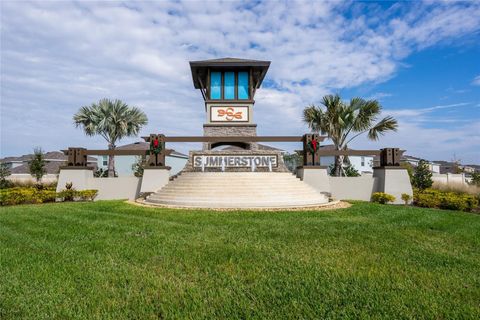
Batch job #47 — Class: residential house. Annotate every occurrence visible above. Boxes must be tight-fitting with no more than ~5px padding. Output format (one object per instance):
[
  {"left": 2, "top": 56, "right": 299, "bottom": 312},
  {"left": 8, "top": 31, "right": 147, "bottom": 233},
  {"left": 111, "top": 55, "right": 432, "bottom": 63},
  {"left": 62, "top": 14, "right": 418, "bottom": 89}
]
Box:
[
  {"left": 1, "top": 151, "right": 97, "bottom": 183},
  {"left": 402, "top": 155, "right": 440, "bottom": 173},
  {"left": 96, "top": 142, "right": 188, "bottom": 176},
  {"left": 318, "top": 145, "right": 374, "bottom": 174}
]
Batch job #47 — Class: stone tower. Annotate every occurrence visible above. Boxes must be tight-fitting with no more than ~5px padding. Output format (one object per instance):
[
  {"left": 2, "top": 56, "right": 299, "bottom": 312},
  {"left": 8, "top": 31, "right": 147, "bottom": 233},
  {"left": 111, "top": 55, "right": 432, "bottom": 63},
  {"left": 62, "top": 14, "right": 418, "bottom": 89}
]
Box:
[{"left": 189, "top": 58, "right": 270, "bottom": 150}]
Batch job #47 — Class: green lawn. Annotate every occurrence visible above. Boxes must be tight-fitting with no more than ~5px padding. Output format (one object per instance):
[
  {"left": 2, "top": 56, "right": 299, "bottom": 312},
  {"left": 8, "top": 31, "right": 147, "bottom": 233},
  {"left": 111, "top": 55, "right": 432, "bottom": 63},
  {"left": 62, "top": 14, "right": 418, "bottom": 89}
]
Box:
[{"left": 1, "top": 201, "right": 479, "bottom": 319}]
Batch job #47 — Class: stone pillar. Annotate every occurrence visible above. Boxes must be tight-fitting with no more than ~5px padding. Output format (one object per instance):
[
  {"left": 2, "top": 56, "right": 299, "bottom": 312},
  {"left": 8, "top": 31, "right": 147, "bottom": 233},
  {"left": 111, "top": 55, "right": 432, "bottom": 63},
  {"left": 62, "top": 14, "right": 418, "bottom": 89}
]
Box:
[
  {"left": 373, "top": 167, "right": 413, "bottom": 204},
  {"left": 296, "top": 166, "right": 331, "bottom": 196},
  {"left": 140, "top": 167, "right": 171, "bottom": 193},
  {"left": 56, "top": 167, "right": 94, "bottom": 192}
]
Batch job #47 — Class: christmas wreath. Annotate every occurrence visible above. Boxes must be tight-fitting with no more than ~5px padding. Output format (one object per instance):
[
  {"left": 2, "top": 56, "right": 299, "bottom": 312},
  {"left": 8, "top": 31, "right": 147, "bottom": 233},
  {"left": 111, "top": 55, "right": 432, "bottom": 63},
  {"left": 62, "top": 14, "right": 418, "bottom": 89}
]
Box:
[
  {"left": 149, "top": 136, "right": 163, "bottom": 155},
  {"left": 307, "top": 138, "right": 318, "bottom": 155}
]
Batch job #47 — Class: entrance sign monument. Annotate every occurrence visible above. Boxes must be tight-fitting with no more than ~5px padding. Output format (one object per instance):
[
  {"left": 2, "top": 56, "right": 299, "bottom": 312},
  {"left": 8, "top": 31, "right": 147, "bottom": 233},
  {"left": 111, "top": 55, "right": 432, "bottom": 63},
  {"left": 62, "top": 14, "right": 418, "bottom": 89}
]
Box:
[{"left": 57, "top": 57, "right": 413, "bottom": 207}]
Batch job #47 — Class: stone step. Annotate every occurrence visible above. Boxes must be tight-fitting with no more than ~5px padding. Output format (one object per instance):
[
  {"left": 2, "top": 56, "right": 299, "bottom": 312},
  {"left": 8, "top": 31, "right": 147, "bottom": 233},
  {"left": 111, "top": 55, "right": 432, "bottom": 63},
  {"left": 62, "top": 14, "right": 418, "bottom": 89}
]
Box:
[
  {"left": 172, "top": 178, "right": 303, "bottom": 183},
  {"left": 160, "top": 183, "right": 311, "bottom": 190},
  {"left": 148, "top": 193, "right": 323, "bottom": 200},
  {"left": 143, "top": 171, "right": 329, "bottom": 208},
  {"left": 173, "top": 174, "right": 298, "bottom": 179},
  {"left": 154, "top": 189, "right": 319, "bottom": 195},
  {"left": 159, "top": 188, "right": 318, "bottom": 194},
  {"left": 164, "top": 179, "right": 306, "bottom": 184},
  {"left": 145, "top": 199, "right": 327, "bottom": 208}
]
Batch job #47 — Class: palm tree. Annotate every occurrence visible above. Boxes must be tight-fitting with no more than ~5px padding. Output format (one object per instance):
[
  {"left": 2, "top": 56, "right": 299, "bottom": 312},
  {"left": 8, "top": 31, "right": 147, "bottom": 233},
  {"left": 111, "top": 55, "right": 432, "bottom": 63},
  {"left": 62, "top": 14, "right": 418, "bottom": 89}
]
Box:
[
  {"left": 73, "top": 99, "right": 148, "bottom": 177},
  {"left": 303, "top": 94, "right": 398, "bottom": 176}
]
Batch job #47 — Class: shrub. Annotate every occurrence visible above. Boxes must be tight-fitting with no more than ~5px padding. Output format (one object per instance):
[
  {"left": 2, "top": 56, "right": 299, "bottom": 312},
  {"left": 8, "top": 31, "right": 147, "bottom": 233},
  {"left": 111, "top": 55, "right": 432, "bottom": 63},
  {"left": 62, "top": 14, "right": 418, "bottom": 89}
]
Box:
[
  {"left": 57, "top": 189, "right": 77, "bottom": 202},
  {"left": 371, "top": 192, "right": 396, "bottom": 204},
  {"left": 401, "top": 193, "right": 412, "bottom": 205},
  {"left": 57, "top": 182, "right": 76, "bottom": 201},
  {"left": 94, "top": 168, "right": 109, "bottom": 178},
  {"left": 328, "top": 163, "right": 361, "bottom": 177},
  {"left": 412, "top": 159, "right": 433, "bottom": 190},
  {"left": 0, "top": 187, "right": 57, "bottom": 206},
  {"left": 414, "top": 189, "right": 478, "bottom": 212},
  {"left": 78, "top": 190, "right": 98, "bottom": 201},
  {"left": 0, "top": 186, "right": 98, "bottom": 206},
  {"left": 343, "top": 164, "right": 360, "bottom": 177}
]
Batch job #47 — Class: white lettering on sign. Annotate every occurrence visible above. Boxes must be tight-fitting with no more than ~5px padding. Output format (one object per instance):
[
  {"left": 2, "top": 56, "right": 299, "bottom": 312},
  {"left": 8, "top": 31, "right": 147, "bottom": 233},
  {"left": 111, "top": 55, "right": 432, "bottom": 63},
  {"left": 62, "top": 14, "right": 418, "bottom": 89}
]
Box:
[
  {"left": 193, "top": 155, "right": 277, "bottom": 168},
  {"left": 210, "top": 106, "right": 249, "bottom": 122}
]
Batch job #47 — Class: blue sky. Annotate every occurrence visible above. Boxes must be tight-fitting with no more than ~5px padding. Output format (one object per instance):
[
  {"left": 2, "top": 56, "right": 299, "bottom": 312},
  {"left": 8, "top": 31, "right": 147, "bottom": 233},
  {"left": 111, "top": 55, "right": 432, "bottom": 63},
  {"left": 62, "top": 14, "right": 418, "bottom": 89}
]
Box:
[{"left": 1, "top": 1, "right": 479, "bottom": 163}]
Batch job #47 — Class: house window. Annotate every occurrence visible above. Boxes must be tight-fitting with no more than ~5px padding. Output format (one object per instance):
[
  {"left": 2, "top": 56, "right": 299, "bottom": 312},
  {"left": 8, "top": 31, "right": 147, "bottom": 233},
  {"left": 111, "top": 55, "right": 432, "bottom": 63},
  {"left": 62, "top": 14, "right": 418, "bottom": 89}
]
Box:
[
  {"left": 361, "top": 157, "right": 365, "bottom": 167},
  {"left": 224, "top": 72, "right": 235, "bottom": 99},
  {"left": 210, "top": 71, "right": 222, "bottom": 99},
  {"left": 209, "top": 71, "right": 250, "bottom": 100},
  {"left": 102, "top": 156, "right": 108, "bottom": 166},
  {"left": 238, "top": 71, "right": 249, "bottom": 99}
]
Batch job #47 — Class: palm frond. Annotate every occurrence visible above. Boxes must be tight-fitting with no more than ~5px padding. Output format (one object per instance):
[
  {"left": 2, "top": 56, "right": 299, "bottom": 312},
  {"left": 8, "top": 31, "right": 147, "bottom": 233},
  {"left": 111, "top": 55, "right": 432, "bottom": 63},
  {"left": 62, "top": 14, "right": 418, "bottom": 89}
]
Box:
[
  {"left": 73, "top": 98, "right": 148, "bottom": 145},
  {"left": 367, "top": 116, "right": 398, "bottom": 140}
]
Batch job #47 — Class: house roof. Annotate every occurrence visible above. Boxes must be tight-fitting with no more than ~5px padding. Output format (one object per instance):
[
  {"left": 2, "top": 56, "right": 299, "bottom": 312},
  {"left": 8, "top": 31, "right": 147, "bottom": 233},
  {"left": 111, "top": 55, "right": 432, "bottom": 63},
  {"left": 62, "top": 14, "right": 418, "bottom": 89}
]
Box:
[
  {"left": 9, "top": 161, "right": 95, "bottom": 175},
  {"left": 1, "top": 151, "right": 96, "bottom": 163},
  {"left": 402, "top": 155, "right": 441, "bottom": 165},
  {"left": 318, "top": 144, "right": 337, "bottom": 151},
  {"left": 189, "top": 57, "right": 270, "bottom": 90},
  {"left": 220, "top": 143, "right": 284, "bottom": 152},
  {"left": 190, "top": 57, "right": 270, "bottom": 66},
  {"left": 116, "top": 142, "right": 188, "bottom": 158}
]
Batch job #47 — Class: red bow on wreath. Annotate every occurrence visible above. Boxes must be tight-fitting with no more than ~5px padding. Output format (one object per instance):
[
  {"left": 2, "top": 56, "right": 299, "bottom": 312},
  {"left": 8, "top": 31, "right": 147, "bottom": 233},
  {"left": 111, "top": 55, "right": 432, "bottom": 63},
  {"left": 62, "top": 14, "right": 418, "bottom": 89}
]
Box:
[
  {"left": 307, "top": 138, "right": 318, "bottom": 155},
  {"left": 149, "top": 137, "right": 163, "bottom": 155}
]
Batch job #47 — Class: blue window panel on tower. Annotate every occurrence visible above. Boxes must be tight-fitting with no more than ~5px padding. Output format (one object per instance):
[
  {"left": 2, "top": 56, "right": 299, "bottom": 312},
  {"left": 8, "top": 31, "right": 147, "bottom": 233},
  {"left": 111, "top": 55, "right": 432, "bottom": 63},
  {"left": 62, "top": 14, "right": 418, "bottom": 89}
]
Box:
[
  {"left": 224, "top": 72, "right": 235, "bottom": 99},
  {"left": 210, "top": 72, "right": 221, "bottom": 99},
  {"left": 238, "top": 71, "right": 249, "bottom": 99}
]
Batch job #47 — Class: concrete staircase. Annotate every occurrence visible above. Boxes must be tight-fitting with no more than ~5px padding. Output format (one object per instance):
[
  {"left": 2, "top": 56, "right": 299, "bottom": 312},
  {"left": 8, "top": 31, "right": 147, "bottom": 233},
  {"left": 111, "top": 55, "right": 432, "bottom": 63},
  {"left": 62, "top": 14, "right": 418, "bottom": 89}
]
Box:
[{"left": 144, "top": 172, "right": 329, "bottom": 208}]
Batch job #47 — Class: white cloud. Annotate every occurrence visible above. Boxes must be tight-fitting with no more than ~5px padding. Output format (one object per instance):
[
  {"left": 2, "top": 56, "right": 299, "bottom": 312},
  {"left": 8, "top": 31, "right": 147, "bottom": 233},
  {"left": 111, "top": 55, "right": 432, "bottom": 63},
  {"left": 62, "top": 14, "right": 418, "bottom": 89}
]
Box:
[
  {"left": 1, "top": 1, "right": 479, "bottom": 162},
  {"left": 366, "top": 92, "right": 392, "bottom": 101},
  {"left": 386, "top": 102, "right": 471, "bottom": 117},
  {"left": 472, "top": 75, "right": 480, "bottom": 86}
]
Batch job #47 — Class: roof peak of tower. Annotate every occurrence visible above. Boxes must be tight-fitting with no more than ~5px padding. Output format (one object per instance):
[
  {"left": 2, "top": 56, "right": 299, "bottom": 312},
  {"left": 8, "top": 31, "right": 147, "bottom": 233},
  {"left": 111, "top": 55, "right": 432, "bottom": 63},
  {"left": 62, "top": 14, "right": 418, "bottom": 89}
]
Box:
[{"left": 190, "top": 57, "right": 270, "bottom": 66}]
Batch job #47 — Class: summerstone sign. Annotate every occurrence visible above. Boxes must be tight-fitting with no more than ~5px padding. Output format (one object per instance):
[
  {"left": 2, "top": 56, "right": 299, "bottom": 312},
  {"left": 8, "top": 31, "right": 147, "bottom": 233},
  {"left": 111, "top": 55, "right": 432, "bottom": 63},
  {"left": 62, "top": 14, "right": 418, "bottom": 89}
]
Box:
[{"left": 193, "top": 155, "right": 278, "bottom": 168}]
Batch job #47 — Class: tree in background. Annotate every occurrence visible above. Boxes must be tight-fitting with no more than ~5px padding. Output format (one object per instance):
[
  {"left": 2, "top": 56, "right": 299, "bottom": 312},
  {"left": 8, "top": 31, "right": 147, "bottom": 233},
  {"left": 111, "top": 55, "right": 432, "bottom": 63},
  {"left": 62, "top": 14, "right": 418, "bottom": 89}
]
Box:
[
  {"left": 132, "top": 156, "right": 145, "bottom": 177},
  {"left": 73, "top": 99, "right": 148, "bottom": 177},
  {"left": 283, "top": 151, "right": 303, "bottom": 173},
  {"left": 0, "top": 163, "right": 12, "bottom": 189},
  {"left": 412, "top": 159, "right": 433, "bottom": 190},
  {"left": 470, "top": 172, "right": 480, "bottom": 187},
  {"left": 29, "top": 147, "right": 46, "bottom": 183},
  {"left": 328, "top": 163, "right": 360, "bottom": 177},
  {"left": 303, "top": 94, "right": 397, "bottom": 176}
]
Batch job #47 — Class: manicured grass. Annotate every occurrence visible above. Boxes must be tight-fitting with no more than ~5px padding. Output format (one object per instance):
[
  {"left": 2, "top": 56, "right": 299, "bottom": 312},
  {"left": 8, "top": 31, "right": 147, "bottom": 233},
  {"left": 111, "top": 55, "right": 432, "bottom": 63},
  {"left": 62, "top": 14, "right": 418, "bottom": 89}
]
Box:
[{"left": 1, "top": 201, "right": 479, "bottom": 319}]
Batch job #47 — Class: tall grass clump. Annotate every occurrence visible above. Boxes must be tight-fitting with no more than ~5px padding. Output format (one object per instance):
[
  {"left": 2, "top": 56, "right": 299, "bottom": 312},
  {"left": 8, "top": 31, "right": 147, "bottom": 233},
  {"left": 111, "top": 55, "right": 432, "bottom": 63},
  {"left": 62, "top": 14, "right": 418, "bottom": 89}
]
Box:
[{"left": 432, "top": 181, "right": 480, "bottom": 196}]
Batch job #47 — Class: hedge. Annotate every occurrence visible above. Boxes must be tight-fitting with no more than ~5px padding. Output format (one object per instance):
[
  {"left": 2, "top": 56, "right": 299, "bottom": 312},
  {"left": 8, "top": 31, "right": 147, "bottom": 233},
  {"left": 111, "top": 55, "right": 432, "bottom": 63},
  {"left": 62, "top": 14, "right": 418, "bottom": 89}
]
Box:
[
  {"left": 414, "top": 189, "right": 478, "bottom": 212},
  {"left": 0, "top": 188, "right": 98, "bottom": 206}
]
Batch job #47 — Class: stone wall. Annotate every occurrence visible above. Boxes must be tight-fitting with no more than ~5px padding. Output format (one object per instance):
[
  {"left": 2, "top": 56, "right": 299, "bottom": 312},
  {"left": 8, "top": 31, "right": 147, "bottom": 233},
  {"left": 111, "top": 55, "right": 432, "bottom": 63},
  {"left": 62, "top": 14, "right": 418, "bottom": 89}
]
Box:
[{"left": 203, "top": 124, "right": 258, "bottom": 150}]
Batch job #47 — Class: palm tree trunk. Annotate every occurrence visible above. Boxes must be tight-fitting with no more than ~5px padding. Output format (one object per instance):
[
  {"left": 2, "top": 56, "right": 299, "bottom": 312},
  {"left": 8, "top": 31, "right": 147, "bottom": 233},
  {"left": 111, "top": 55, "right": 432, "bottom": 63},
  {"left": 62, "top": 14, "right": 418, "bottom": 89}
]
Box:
[
  {"left": 334, "top": 155, "right": 342, "bottom": 177},
  {"left": 108, "top": 143, "right": 115, "bottom": 177}
]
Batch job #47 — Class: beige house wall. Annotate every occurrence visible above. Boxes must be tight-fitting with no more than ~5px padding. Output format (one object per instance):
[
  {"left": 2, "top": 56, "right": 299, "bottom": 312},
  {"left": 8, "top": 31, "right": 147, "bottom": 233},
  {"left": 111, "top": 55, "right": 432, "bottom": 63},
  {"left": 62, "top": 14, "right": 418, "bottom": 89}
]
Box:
[
  {"left": 7, "top": 174, "right": 58, "bottom": 184},
  {"left": 432, "top": 173, "right": 466, "bottom": 185}
]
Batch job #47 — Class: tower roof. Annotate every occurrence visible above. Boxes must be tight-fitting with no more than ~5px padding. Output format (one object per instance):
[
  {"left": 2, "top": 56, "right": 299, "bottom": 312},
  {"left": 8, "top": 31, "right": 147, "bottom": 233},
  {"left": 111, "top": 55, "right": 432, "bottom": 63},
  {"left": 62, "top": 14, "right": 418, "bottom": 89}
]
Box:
[{"left": 189, "top": 57, "right": 270, "bottom": 89}]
